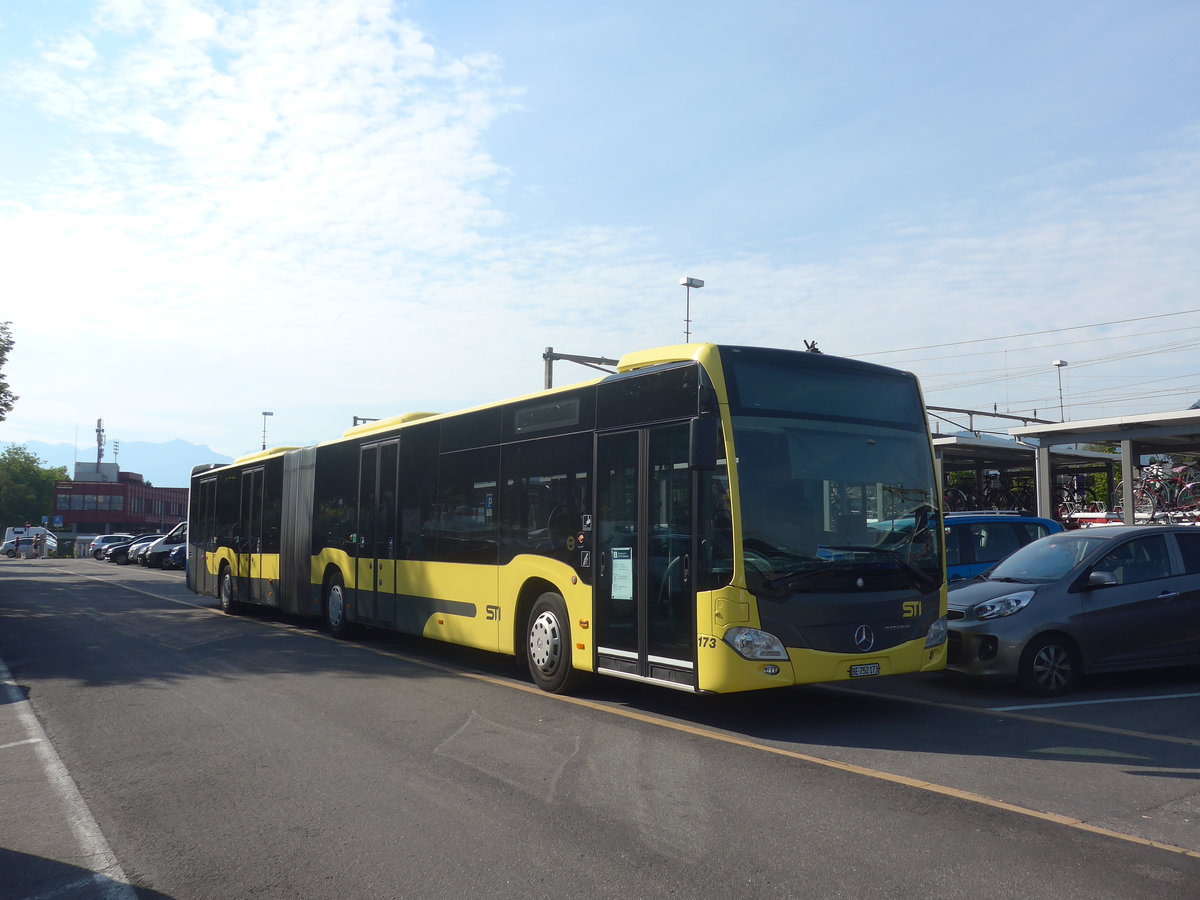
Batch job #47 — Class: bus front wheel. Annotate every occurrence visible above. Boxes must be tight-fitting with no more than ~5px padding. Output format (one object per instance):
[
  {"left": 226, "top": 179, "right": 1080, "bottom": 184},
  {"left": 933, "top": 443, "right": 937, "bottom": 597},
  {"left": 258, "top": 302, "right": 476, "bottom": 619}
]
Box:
[
  {"left": 218, "top": 564, "right": 241, "bottom": 615},
  {"left": 526, "top": 592, "right": 581, "bottom": 694},
  {"left": 323, "top": 572, "right": 353, "bottom": 639}
]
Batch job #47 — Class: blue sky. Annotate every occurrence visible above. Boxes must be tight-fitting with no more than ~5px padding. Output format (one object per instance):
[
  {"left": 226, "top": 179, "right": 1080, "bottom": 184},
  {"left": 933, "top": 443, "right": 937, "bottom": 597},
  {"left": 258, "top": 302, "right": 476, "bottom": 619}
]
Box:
[{"left": 2, "top": 0, "right": 1199, "bottom": 464}]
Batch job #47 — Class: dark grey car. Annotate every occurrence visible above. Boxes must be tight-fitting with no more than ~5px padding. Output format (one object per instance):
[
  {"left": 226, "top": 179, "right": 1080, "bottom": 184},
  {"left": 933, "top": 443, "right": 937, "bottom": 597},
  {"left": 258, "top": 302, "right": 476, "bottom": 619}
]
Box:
[{"left": 947, "top": 525, "right": 1200, "bottom": 695}]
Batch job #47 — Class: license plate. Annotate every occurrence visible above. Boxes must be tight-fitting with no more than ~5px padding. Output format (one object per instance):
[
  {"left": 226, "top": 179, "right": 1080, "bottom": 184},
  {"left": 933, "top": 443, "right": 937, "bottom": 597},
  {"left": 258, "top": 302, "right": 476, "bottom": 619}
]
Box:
[{"left": 850, "top": 663, "right": 881, "bottom": 678}]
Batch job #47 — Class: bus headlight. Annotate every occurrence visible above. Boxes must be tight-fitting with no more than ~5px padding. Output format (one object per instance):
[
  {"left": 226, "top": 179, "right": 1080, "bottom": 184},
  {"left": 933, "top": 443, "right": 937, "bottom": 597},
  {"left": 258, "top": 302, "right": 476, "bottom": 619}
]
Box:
[
  {"left": 724, "top": 627, "right": 789, "bottom": 660},
  {"left": 924, "top": 616, "right": 948, "bottom": 647}
]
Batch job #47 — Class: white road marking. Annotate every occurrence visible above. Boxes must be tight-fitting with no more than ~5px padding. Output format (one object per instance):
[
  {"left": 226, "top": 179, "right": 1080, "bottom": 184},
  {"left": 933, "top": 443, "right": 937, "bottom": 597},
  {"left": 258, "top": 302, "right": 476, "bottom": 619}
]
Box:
[
  {"left": 992, "top": 691, "right": 1200, "bottom": 711},
  {"left": 0, "top": 658, "right": 138, "bottom": 900},
  {"left": 1, "top": 737, "right": 44, "bottom": 751}
]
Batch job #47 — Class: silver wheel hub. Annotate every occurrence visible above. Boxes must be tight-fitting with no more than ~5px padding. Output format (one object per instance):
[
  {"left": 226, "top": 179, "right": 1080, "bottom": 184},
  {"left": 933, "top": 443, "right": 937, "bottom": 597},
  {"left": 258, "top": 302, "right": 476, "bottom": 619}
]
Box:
[
  {"left": 328, "top": 585, "right": 344, "bottom": 626},
  {"left": 529, "top": 611, "right": 562, "bottom": 672},
  {"left": 1033, "top": 645, "right": 1070, "bottom": 690}
]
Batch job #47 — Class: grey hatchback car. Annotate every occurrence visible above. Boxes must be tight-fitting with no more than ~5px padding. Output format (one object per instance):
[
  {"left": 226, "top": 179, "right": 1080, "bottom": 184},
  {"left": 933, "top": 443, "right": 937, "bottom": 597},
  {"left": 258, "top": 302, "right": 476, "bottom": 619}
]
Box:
[{"left": 947, "top": 525, "right": 1200, "bottom": 696}]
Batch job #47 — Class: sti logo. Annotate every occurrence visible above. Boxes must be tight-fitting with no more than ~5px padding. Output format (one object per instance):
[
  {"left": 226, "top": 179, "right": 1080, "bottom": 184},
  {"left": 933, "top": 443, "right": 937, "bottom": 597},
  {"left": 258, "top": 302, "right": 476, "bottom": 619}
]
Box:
[{"left": 901, "top": 601, "right": 921, "bottom": 618}]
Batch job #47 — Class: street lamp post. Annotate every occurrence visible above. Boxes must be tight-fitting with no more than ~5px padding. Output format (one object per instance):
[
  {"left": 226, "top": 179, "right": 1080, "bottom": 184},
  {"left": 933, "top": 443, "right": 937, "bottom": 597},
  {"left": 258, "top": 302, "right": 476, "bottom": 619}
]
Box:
[
  {"left": 680, "top": 277, "right": 704, "bottom": 342},
  {"left": 1052, "top": 360, "right": 1068, "bottom": 422},
  {"left": 261, "top": 411, "right": 274, "bottom": 450}
]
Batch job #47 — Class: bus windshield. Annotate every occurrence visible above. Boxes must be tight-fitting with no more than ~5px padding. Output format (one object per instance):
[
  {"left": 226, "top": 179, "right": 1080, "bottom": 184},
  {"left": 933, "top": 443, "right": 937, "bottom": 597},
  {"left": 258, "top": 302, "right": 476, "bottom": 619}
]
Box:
[{"left": 722, "top": 350, "right": 942, "bottom": 597}]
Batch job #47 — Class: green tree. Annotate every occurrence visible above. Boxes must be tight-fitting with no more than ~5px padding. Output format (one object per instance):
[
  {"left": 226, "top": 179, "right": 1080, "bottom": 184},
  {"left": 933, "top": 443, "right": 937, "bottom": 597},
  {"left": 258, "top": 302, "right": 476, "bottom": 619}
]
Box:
[
  {"left": 0, "top": 445, "right": 68, "bottom": 528},
  {"left": 0, "top": 322, "right": 15, "bottom": 421}
]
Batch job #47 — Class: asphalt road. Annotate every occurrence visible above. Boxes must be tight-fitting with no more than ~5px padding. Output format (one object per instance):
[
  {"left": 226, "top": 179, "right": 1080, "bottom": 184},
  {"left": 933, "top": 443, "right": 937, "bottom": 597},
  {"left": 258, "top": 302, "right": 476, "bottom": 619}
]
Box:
[{"left": 2, "top": 558, "right": 1198, "bottom": 899}]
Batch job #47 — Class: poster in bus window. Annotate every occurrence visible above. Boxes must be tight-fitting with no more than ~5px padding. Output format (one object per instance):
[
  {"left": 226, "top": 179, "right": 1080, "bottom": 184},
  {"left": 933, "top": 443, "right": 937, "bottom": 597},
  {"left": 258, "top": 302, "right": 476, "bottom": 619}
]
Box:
[{"left": 611, "top": 547, "right": 633, "bottom": 600}]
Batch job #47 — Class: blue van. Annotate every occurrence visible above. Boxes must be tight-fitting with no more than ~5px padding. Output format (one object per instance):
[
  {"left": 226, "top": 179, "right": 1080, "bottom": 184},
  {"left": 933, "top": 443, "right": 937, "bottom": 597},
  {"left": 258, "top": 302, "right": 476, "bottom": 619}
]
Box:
[{"left": 944, "top": 511, "right": 1063, "bottom": 582}]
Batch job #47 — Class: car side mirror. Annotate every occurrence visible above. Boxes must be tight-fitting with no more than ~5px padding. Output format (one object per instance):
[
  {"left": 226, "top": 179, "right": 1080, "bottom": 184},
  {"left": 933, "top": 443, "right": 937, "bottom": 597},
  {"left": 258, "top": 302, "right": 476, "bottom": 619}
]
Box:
[{"left": 1087, "top": 570, "right": 1118, "bottom": 588}]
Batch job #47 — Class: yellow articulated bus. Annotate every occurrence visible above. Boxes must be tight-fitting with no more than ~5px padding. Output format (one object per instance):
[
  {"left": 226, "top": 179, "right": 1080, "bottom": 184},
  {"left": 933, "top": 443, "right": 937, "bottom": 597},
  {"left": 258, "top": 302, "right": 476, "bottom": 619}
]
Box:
[{"left": 187, "top": 344, "right": 946, "bottom": 693}]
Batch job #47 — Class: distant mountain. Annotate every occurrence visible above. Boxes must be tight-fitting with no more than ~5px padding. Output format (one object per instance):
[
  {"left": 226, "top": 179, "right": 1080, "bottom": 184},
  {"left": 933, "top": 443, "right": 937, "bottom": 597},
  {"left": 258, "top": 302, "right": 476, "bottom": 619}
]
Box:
[{"left": 17, "top": 439, "right": 233, "bottom": 488}]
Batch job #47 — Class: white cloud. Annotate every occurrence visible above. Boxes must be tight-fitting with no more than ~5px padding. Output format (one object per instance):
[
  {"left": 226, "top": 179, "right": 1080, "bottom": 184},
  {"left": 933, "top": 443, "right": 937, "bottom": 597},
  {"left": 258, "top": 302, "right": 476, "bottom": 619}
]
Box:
[
  {"left": 2, "top": 2, "right": 1198, "bottom": 457},
  {"left": 41, "top": 34, "right": 100, "bottom": 70}
]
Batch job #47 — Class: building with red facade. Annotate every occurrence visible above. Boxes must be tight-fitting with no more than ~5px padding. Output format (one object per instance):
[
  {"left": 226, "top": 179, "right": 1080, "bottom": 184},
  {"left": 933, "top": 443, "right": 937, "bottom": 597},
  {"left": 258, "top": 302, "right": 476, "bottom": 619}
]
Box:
[{"left": 53, "top": 462, "right": 187, "bottom": 536}]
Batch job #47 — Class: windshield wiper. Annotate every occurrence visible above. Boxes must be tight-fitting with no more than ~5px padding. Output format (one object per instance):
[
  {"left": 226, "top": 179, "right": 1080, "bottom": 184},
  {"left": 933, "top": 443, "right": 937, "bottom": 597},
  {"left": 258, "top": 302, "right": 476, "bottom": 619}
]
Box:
[
  {"left": 759, "top": 562, "right": 853, "bottom": 597},
  {"left": 819, "top": 545, "right": 943, "bottom": 595}
]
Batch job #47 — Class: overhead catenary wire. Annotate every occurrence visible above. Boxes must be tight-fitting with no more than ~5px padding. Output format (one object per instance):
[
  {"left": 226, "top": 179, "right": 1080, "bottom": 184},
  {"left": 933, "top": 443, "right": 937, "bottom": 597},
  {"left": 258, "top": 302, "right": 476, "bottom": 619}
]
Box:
[
  {"left": 852, "top": 308, "right": 1200, "bottom": 358},
  {"left": 879, "top": 323, "right": 1200, "bottom": 367},
  {"left": 920, "top": 336, "right": 1200, "bottom": 393},
  {"left": 864, "top": 307, "right": 1200, "bottom": 425}
]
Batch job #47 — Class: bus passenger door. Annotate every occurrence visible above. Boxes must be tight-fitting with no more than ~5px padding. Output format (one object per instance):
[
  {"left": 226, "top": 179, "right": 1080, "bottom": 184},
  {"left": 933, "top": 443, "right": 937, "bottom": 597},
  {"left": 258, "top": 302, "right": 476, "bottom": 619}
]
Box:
[
  {"left": 355, "top": 441, "right": 399, "bottom": 626},
  {"left": 191, "top": 476, "right": 217, "bottom": 596},
  {"left": 355, "top": 445, "right": 378, "bottom": 623},
  {"left": 595, "top": 423, "right": 696, "bottom": 688},
  {"left": 375, "top": 442, "right": 398, "bottom": 628},
  {"left": 241, "top": 467, "right": 264, "bottom": 602}
]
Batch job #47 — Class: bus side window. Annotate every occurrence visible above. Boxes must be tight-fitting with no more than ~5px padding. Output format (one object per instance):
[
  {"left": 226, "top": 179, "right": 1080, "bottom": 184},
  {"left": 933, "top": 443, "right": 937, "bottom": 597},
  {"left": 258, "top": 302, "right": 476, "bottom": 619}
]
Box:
[{"left": 499, "top": 434, "right": 592, "bottom": 566}]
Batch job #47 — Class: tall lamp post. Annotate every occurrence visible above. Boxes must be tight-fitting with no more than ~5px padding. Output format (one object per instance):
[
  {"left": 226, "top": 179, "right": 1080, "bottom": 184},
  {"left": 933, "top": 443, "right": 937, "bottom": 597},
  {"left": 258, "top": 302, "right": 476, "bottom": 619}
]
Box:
[
  {"left": 1052, "top": 360, "right": 1068, "bottom": 422},
  {"left": 680, "top": 277, "right": 704, "bottom": 342},
  {"left": 261, "top": 411, "right": 274, "bottom": 450}
]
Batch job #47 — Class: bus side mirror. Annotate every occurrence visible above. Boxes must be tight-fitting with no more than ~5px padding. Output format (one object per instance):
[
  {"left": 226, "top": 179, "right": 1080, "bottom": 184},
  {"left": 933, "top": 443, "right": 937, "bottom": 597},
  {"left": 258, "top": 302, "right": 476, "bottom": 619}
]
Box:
[{"left": 689, "top": 418, "right": 717, "bottom": 470}]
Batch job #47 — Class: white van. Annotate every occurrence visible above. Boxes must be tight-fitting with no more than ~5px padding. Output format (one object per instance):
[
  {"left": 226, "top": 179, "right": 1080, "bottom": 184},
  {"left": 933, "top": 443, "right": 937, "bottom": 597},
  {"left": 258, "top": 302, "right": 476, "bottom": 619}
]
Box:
[
  {"left": 2, "top": 529, "right": 58, "bottom": 558},
  {"left": 2, "top": 525, "right": 56, "bottom": 558},
  {"left": 4, "top": 525, "right": 52, "bottom": 544},
  {"left": 144, "top": 522, "right": 187, "bottom": 568}
]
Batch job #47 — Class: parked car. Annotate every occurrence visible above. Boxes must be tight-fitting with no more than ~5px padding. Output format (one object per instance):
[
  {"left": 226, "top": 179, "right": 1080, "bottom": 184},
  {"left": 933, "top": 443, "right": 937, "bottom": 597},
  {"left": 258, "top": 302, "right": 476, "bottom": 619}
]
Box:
[
  {"left": 88, "top": 534, "right": 134, "bottom": 559},
  {"left": 943, "top": 511, "right": 1064, "bottom": 582},
  {"left": 104, "top": 533, "right": 162, "bottom": 565},
  {"left": 947, "top": 525, "right": 1200, "bottom": 696},
  {"left": 144, "top": 522, "right": 186, "bottom": 568},
  {"left": 129, "top": 535, "right": 163, "bottom": 566},
  {"left": 162, "top": 543, "right": 187, "bottom": 570}
]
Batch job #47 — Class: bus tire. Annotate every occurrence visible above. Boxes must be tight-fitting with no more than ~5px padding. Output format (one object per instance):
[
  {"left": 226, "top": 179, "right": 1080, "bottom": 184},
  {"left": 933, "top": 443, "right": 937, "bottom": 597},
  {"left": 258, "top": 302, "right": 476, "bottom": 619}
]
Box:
[
  {"left": 218, "top": 563, "right": 241, "bottom": 615},
  {"left": 526, "top": 591, "right": 581, "bottom": 694},
  {"left": 323, "top": 571, "right": 353, "bottom": 639}
]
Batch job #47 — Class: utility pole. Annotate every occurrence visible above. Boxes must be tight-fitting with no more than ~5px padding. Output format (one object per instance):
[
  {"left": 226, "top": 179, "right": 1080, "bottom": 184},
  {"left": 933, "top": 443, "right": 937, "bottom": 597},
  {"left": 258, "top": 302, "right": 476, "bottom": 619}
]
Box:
[{"left": 680, "top": 277, "right": 704, "bottom": 342}]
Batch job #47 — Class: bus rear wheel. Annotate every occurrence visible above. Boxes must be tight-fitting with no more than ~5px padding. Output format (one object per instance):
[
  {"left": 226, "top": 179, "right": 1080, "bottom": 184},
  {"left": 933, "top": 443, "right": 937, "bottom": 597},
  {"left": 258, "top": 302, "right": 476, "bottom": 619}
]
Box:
[
  {"left": 218, "top": 563, "right": 241, "bottom": 615},
  {"left": 526, "top": 592, "right": 581, "bottom": 694},
  {"left": 323, "top": 571, "right": 353, "bottom": 639}
]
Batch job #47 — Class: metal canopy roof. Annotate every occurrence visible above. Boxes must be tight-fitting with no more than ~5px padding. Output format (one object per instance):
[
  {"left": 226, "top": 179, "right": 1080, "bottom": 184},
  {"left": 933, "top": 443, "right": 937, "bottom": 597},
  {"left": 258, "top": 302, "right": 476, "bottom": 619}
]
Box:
[
  {"left": 1009, "top": 408, "right": 1200, "bottom": 453},
  {"left": 1005, "top": 409, "right": 1200, "bottom": 522},
  {"left": 933, "top": 434, "right": 1120, "bottom": 470}
]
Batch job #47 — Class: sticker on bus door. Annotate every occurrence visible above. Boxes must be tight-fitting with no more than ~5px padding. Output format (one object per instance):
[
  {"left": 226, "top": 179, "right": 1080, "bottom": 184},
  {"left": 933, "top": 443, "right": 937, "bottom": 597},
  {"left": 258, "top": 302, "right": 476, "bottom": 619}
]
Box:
[{"left": 611, "top": 547, "right": 633, "bottom": 601}]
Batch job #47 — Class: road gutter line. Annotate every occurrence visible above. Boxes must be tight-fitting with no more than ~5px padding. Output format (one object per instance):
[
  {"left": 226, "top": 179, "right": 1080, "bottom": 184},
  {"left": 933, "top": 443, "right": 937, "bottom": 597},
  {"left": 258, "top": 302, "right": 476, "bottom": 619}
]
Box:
[{"left": 0, "top": 658, "right": 138, "bottom": 900}]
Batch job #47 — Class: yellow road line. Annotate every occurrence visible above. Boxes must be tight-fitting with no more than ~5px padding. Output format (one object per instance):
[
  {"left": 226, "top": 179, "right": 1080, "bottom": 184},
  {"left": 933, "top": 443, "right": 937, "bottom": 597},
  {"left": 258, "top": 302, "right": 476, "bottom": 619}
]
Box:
[{"left": 54, "top": 564, "right": 1200, "bottom": 861}]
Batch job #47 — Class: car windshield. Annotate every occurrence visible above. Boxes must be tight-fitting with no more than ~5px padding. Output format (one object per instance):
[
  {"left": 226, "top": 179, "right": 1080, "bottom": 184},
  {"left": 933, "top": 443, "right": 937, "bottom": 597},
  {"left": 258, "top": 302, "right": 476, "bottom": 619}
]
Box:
[{"left": 986, "top": 533, "right": 1112, "bottom": 583}]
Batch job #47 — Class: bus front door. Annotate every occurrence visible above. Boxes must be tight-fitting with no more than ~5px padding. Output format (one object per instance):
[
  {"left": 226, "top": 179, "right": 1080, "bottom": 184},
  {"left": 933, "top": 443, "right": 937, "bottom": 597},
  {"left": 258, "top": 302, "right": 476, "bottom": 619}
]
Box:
[{"left": 595, "top": 423, "right": 696, "bottom": 688}]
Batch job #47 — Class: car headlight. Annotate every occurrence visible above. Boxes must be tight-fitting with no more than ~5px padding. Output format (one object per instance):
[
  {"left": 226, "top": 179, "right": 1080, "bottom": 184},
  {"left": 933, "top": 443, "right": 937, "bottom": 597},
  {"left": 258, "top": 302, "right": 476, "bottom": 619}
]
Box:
[
  {"left": 724, "top": 626, "right": 789, "bottom": 660},
  {"left": 974, "top": 590, "right": 1035, "bottom": 620},
  {"left": 924, "top": 616, "right": 947, "bottom": 647}
]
